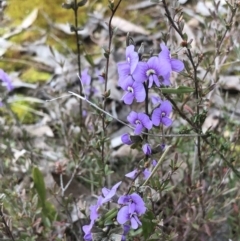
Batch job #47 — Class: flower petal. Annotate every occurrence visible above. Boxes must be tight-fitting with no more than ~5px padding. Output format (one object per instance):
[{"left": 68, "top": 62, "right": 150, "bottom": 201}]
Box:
[
  {"left": 118, "top": 62, "right": 130, "bottom": 78},
  {"left": 0, "top": 69, "right": 13, "bottom": 91},
  {"left": 121, "top": 133, "right": 133, "bottom": 145},
  {"left": 133, "top": 82, "right": 146, "bottom": 102},
  {"left": 152, "top": 74, "right": 160, "bottom": 87},
  {"left": 142, "top": 143, "right": 151, "bottom": 156},
  {"left": 126, "top": 45, "right": 139, "bottom": 74},
  {"left": 127, "top": 111, "right": 138, "bottom": 125},
  {"left": 134, "top": 123, "right": 143, "bottom": 135},
  {"left": 101, "top": 181, "right": 122, "bottom": 204},
  {"left": 117, "top": 206, "right": 130, "bottom": 225},
  {"left": 125, "top": 170, "right": 137, "bottom": 179},
  {"left": 130, "top": 216, "right": 139, "bottom": 229},
  {"left": 151, "top": 96, "right": 162, "bottom": 105},
  {"left": 162, "top": 117, "right": 172, "bottom": 127},
  {"left": 152, "top": 107, "right": 161, "bottom": 126},
  {"left": 118, "top": 195, "right": 130, "bottom": 204},
  {"left": 152, "top": 160, "right": 157, "bottom": 166},
  {"left": 147, "top": 56, "right": 161, "bottom": 75},
  {"left": 171, "top": 58, "right": 184, "bottom": 72},
  {"left": 122, "top": 92, "right": 134, "bottom": 105},
  {"left": 131, "top": 193, "right": 146, "bottom": 215},
  {"left": 132, "top": 62, "right": 148, "bottom": 83},
  {"left": 118, "top": 75, "right": 133, "bottom": 90},
  {"left": 160, "top": 101, "right": 172, "bottom": 115},
  {"left": 143, "top": 169, "right": 151, "bottom": 179},
  {"left": 138, "top": 113, "right": 152, "bottom": 130}
]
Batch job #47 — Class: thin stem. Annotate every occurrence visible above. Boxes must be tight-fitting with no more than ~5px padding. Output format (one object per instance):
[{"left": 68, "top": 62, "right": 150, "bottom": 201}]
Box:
[
  {"left": 162, "top": 0, "right": 203, "bottom": 177},
  {"left": 0, "top": 207, "right": 15, "bottom": 241},
  {"left": 101, "top": 0, "right": 123, "bottom": 186},
  {"left": 73, "top": 0, "right": 83, "bottom": 125},
  {"left": 142, "top": 145, "right": 172, "bottom": 186},
  {"left": 143, "top": 82, "right": 149, "bottom": 143}
]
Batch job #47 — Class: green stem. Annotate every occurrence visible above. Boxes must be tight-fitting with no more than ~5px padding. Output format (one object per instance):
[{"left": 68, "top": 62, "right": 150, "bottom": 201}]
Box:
[{"left": 142, "top": 145, "right": 172, "bottom": 186}]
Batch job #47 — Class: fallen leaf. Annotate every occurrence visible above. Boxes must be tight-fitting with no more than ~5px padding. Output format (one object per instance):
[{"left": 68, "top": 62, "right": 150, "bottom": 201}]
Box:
[
  {"left": 110, "top": 16, "right": 150, "bottom": 35},
  {"left": 24, "top": 125, "right": 54, "bottom": 137}
]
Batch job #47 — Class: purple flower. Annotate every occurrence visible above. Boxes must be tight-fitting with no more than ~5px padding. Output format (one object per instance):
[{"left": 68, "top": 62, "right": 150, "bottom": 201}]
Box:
[
  {"left": 83, "top": 220, "right": 94, "bottom": 240},
  {"left": 101, "top": 181, "right": 122, "bottom": 204},
  {"left": 117, "top": 62, "right": 131, "bottom": 86},
  {"left": 151, "top": 100, "right": 172, "bottom": 127},
  {"left": 95, "top": 69, "right": 105, "bottom": 83},
  {"left": 152, "top": 159, "right": 157, "bottom": 167},
  {"left": 81, "top": 68, "right": 91, "bottom": 85},
  {"left": 121, "top": 133, "right": 133, "bottom": 145},
  {"left": 117, "top": 204, "right": 142, "bottom": 229},
  {"left": 89, "top": 196, "right": 103, "bottom": 221},
  {"left": 120, "top": 78, "right": 146, "bottom": 105},
  {"left": 80, "top": 69, "right": 92, "bottom": 96},
  {"left": 125, "top": 169, "right": 138, "bottom": 179},
  {"left": 118, "top": 193, "right": 146, "bottom": 215},
  {"left": 142, "top": 143, "right": 152, "bottom": 156},
  {"left": 133, "top": 57, "right": 162, "bottom": 88},
  {"left": 127, "top": 111, "right": 152, "bottom": 135},
  {"left": 122, "top": 224, "right": 130, "bottom": 241},
  {"left": 151, "top": 96, "right": 162, "bottom": 105},
  {"left": 125, "top": 45, "right": 139, "bottom": 74},
  {"left": 143, "top": 169, "right": 151, "bottom": 179},
  {"left": 158, "top": 43, "right": 184, "bottom": 85},
  {"left": 0, "top": 69, "right": 13, "bottom": 91}
]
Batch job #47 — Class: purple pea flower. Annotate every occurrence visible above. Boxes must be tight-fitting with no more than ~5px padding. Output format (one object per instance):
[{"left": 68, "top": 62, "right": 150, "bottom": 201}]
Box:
[
  {"left": 80, "top": 68, "right": 92, "bottom": 97},
  {"left": 127, "top": 111, "right": 152, "bottom": 135},
  {"left": 81, "top": 68, "right": 91, "bottom": 85},
  {"left": 125, "top": 169, "right": 138, "bottom": 179},
  {"left": 0, "top": 69, "right": 13, "bottom": 91},
  {"left": 117, "top": 203, "right": 142, "bottom": 229},
  {"left": 118, "top": 193, "right": 146, "bottom": 215},
  {"left": 121, "top": 133, "right": 133, "bottom": 145},
  {"left": 152, "top": 100, "right": 172, "bottom": 127},
  {"left": 95, "top": 69, "right": 105, "bottom": 83},
  {"left": 152, "top": 159, "right": 157, "bottom": 167},
  {"left": 142, "top": 143, "right": 152, "bottom": 156},
  {"left": 120, "top": 77, "right": 146, "bottom": 105},
  {"left": 133, "top": 57, "right": 162, "bottom": 88},
  {"left": 125, "top": 168, "right": 150, "bottom": 180},
  {"left": 89, "top": 196, "right": 103, "bottom": 221},
  {"left": 125, "top": 45, "right": 139, "bottom": 74},
  {"left": 101, "top": 181, "right": 122, "bottom": 204},
  {"left": 158, "top": 43, "right": 184, "bottom": 85},
  {"left": 151, "top": 96, "right": 162, "bottom": 105},
  {"left": 143, "top": 168, "right": 151, "bottom": 179},
  {"left": 122, "top": 224, "right": 131, "bottom": 241},
  {"left": 83, "top": 220, "right": 94, "bottom": 240}
]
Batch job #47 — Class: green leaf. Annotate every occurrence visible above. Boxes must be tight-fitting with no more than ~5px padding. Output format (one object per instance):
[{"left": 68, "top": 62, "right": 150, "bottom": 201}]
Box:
[
  {"left": 142, "top": 211, "right": 156, "bottom": 239},
  {"left": 32, "top": 167, "right": 46, "bottom": 206},
  {"left": 85, "top": 54, "right": 94, "bottom": 66},
  {"left": 160, "top": 86, "right": 194, "bottom": 94},
  {"left": 43, "top": 201, "right": 57, "bottom": 222}
]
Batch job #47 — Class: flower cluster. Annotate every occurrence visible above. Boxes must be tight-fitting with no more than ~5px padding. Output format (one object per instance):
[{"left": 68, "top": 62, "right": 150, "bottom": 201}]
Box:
[
  {"left": 83, "top": 181, "right": 122, "bottom": 240},
  {"left": 119, "top": 43, "right": 184, "bottom": 160},
  {"left": 117, "top": 43, "right": 184, "bottom": 105},
  {"left": 83, "top": 181, "right": 146, "bottom": 240},
  {"left": 117, "top": 193, "right": 146, "bottom": 230},
  {"left": 82, "top": 43, "right": 184, "bottom": 241}
]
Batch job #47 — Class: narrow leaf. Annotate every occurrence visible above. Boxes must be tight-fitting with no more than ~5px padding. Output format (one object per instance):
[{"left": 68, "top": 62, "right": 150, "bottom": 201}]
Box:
[
  {"left": 32, "top": 167, "right": 46, "bottom": 206},
  {"left": 160, "top": 86, "right": 194, "bottom": 94}
]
